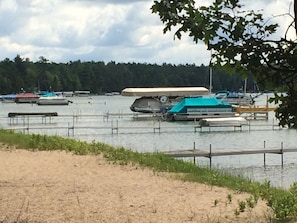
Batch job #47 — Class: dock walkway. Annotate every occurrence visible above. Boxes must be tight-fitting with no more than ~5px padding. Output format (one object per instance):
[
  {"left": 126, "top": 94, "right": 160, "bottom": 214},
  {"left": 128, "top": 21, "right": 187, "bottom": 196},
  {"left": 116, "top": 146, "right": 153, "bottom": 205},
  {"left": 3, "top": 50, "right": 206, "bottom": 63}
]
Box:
[
  {"left": 163, "top": 143, "right": 297, "bottom": 168},
  {"left": 7, "top": 112, "right": 58, "bottom": 125},
  {"left": 235, "top": 103, "right": 277, "bottom": 120},
  {"left": 8, "top": 112, "right": 58, "bottom": 118}
]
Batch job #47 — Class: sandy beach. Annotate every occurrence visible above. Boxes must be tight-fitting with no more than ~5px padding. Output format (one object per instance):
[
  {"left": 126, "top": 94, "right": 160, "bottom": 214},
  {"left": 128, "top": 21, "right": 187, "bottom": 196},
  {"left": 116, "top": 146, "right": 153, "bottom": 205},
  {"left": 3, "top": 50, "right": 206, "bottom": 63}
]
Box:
[{"left": 0, "top": 146, "right": 272, "bottom": 222}]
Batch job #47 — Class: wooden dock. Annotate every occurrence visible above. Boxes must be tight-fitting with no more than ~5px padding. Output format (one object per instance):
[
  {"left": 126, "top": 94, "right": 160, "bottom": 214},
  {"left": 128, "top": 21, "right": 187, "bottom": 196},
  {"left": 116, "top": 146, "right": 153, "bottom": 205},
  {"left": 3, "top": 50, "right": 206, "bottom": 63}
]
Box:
[
  {"left": 163, "top": 143, "right": 297, "bottom": 168},
  {"left": 8, "top": 112, "right": 58, "bottom": 117},
  {"left": 7, "top": 112, "right": 58, "bottom": 125},
  {"left": 234, "top": 97, "right": 277, "bottom": 119}
]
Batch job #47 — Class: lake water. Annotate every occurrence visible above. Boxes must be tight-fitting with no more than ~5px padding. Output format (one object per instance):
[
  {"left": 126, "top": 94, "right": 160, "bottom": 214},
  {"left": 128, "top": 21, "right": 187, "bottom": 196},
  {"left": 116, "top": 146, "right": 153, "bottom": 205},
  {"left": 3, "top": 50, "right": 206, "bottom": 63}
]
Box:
[{"left": 1, "top": 93, "right": 297, "bottom": 189}]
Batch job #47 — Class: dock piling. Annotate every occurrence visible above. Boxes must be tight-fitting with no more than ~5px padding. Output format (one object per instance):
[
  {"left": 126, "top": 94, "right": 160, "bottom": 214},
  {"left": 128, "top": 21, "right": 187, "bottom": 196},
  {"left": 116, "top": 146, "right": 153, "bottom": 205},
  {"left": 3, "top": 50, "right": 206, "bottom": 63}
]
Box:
[
  {"left": 193, "top": 142, "right": 196, "bottom": 164},
  {"left": 153, "top": 120, "right": 161, "bottom": 133},
  {"left": 209, "top": 144, "right": 212, "bottom": 169},
  {"left": 111, "top": 120, "right": 119, "bottom": 134},
  {"left": 281, "top": 142, "right": 284, "bottom": 168},
  {"left": 264, "top": 141, "right": 266, "bottom": 168}
]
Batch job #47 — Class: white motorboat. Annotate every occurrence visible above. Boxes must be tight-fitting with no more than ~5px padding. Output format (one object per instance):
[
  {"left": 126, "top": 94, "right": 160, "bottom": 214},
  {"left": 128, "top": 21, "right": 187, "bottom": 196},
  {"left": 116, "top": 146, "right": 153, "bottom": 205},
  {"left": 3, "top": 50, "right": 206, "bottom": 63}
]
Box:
[
  {"left": 37, "top": 95, "right": 69, "bottom": 105},
  {"left": 198, "top": 116, "right": 248, "bottom": 127}
]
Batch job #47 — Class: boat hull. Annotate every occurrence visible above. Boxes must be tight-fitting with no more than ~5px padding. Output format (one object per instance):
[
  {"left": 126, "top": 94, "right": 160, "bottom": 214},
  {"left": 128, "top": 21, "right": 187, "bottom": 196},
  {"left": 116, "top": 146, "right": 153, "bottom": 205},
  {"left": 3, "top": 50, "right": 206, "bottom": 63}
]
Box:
[
  {"left": 167, "top": 112, "right": 237, "bottom": 121},
  {"left": 37, "top": 97, "right": 69, "bottom": 105},
  {"left": 0, "top": 94, "right": 16, "bottom": 103},
  {"left": 198, "top": 117, "right": 248, "bottom": 127}
]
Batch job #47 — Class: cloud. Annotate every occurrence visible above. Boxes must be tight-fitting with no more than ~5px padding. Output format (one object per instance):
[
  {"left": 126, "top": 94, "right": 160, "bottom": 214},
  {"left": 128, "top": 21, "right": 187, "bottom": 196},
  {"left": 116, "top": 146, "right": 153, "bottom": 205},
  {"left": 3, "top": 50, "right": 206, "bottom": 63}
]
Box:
[{"left": 0, "top": 0, "right": 294, "bottom": 65}]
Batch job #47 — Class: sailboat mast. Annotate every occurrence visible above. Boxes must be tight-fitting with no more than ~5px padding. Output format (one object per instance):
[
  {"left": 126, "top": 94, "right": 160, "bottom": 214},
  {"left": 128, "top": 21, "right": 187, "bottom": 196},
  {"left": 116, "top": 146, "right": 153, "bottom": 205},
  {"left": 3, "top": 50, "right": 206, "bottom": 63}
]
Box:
[
  {"left": 244, "top": 78, "right": 247, "bottom": 95},
  {"left": 209, "top": 66, "right": 212, "bottom": 94}
]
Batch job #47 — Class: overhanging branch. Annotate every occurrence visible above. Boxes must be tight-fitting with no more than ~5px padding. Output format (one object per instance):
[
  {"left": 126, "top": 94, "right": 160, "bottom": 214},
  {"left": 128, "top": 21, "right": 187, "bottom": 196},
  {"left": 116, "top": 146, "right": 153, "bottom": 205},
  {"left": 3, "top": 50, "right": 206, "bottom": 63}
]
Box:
[{"left": 295, "top": 0, "right": 297, "bottom": 34}]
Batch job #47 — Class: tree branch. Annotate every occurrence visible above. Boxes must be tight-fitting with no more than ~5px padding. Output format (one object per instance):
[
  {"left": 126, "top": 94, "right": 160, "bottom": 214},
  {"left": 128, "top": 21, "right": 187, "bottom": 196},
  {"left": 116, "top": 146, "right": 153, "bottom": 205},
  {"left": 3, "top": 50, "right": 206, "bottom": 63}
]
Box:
[{"left": 294, "top": 0, "right": 297, "bottom": 35}]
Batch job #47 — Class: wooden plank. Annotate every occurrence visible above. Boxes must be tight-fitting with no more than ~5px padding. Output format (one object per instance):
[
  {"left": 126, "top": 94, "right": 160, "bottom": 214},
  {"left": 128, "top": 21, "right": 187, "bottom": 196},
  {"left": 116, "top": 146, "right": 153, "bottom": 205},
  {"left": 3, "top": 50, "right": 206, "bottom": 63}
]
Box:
[{"left": 235, "top": 106, "right": 277, "bottom": 113}]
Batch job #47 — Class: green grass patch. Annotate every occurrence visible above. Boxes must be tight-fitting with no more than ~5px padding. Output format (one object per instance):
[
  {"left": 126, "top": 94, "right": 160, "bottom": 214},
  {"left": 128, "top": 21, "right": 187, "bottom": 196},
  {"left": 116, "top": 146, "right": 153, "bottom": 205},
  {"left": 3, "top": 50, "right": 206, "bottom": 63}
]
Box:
[{"left": 1, "top": 129, "right": 297, "bottom": 222}]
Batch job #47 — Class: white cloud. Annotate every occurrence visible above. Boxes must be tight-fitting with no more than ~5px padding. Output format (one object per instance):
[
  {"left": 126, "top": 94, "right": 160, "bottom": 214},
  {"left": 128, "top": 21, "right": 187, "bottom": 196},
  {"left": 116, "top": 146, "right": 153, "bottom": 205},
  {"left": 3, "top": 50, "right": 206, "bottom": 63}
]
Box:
[{"left": 0, "top": 0, "right": 294, "bottom": 65}]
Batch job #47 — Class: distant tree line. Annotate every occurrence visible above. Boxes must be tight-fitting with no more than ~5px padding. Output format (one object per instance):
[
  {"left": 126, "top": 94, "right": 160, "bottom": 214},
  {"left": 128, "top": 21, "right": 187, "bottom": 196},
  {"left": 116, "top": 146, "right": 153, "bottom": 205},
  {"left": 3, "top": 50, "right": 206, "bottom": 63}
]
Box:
[{"left": 0, "top": 55, "right": 260, "bottom": 95}]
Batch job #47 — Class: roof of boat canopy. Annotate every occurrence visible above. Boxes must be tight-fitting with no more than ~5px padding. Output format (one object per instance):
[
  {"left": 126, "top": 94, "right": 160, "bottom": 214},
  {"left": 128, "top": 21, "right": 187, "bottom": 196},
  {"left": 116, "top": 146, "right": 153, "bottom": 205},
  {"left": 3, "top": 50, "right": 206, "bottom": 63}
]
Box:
[
  {"left": 168, "top": 97, "right": 232, "bottom": 113},
  {"left": 121, "top": 87, "right": 209, "bottom": 97}
]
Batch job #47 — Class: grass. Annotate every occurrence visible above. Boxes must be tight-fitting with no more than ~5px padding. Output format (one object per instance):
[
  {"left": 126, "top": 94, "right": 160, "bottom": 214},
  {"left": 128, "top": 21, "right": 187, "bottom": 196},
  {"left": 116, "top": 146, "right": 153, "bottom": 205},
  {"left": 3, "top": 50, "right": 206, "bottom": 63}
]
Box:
[{"left": 1, "top": 129, "right": 297, "bottom": 222}]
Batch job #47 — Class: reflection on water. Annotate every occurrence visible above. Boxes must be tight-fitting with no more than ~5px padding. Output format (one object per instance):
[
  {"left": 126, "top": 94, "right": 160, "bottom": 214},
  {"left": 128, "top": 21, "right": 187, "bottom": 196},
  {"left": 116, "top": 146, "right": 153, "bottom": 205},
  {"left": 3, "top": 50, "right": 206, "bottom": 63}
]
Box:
[
  {"left": 0, "top": 94, "right": 297, "bottom": 188},
  {"left": 221, "top": 164, "right": 297, "bottom": 189}
]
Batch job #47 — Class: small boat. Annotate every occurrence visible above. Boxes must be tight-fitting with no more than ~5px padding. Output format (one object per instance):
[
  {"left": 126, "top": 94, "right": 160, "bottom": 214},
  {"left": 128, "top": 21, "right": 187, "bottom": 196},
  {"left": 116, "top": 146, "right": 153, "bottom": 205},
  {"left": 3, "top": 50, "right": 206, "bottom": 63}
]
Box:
[
  {"left": 74, "top": 90, "right": 90, "bottom": 97},
  {"left": 105, "top": 92, "right": 120, "bottom": 96},
  {"left": 62, "top": 91, "right": 74, "bottom": 97},
  {"left": 36, "top": 92, "right": 69, "bottom": 105},
  {"left": 215, "top": 90, "right": 254, "bottom": 106},
  {"left": 128, "top": 96, "right": 184, "bottom": 113},
  {"left": 0, "top": 94, "right": 16, "bottom": 103},
  {"left": 15, "top": 93, "right": 39, "bottom": 103},
  {"left": 198, "top": 117, "right": 248, "bottom": 127},
  {"left": 166, "top": 97, "right": 237, "bottom": 121},
  {"left": 121, "top": 87, "right": 209, "bottom": 113}
]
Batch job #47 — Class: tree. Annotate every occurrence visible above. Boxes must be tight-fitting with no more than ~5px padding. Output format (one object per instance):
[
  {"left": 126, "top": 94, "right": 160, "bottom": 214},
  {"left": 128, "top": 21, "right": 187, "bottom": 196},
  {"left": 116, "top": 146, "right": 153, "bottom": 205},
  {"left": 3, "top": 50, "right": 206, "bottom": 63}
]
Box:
[{"left": 152, "top": 0, "right": 297, "bottom": 128}]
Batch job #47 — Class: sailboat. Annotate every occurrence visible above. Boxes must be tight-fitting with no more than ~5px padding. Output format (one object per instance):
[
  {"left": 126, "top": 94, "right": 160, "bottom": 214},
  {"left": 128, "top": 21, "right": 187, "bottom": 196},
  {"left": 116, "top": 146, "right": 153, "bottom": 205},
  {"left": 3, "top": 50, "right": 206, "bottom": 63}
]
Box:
[{"left": 214, "top": 76, "right": 255, "bottom": 106}]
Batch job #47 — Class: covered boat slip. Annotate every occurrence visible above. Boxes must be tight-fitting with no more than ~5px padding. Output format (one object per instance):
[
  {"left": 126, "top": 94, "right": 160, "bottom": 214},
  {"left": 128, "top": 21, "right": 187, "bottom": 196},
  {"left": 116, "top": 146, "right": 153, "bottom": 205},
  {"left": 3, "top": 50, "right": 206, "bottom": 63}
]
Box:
[
  {"left": 121, "top": 87, "right": 209, "bottom": 97},
  {"left": 121, "top": 87, "right": 209, "bottom": 113}
]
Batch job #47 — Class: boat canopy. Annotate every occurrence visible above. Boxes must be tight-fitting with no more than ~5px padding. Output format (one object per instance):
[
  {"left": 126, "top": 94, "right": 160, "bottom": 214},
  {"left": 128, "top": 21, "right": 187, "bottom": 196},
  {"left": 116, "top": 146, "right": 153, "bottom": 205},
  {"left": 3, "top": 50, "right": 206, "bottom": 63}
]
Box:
[
  {"left": 121, "top": 87, "right": 209, "bottom": 97},
  {"left": 168, "top": 97, "right": 232, "bottom": 113},
  {"left": 15, "top": 93, "right": 39, "bottom": 99}
]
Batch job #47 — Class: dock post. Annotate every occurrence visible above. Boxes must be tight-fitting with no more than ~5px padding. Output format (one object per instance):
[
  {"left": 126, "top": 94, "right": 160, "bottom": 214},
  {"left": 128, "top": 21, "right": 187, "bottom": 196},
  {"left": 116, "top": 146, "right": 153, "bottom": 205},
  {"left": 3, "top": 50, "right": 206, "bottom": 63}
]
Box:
[
  {"left": 209, "top": 144, "right": 212, "bottom": 169},
  {"left": 111, "top": 120, "right": 119, "bottom": 135},
  {"left": 266, "top": 96, "right": 269, "bottom": 120},
  {"left": 157, "top": 120, "right": 161, "bottom": 133},
  {"left": 193, "top": 142, "right": 196, "bottom": 165},
  {"left": 281, "top": 142, "right": 284, "bottom": 168},
  {"left": 263, "top": 141, "right": 266, "bottom": 168},
  {"left": 68, "top": 122, "right": 74, "bottom": 136},
  {"left": 153, "top": 120, "right": 161, "bottom": 134}
]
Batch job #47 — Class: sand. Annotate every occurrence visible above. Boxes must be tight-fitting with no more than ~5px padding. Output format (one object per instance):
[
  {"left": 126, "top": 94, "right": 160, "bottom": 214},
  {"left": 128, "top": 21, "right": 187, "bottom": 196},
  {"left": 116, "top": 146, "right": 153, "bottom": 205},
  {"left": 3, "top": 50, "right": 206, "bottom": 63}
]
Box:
[{"left": 0, "top": 146, "right": 272, "bottom": 223}]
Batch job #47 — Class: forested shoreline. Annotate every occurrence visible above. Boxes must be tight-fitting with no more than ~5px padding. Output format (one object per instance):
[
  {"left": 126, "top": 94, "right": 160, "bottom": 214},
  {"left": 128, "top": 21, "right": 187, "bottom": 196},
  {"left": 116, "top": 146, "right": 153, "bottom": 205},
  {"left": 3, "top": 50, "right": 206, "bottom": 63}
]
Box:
[{"left": 0, "top": 55, "right": 258, "bottom": 95}]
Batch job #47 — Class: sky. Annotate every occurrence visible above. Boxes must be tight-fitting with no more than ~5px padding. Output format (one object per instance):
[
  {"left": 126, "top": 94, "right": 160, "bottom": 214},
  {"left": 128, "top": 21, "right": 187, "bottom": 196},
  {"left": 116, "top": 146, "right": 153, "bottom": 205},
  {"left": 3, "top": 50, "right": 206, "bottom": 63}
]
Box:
[{"left": 0, "top": 0, "right": 295, "bottom": 65}]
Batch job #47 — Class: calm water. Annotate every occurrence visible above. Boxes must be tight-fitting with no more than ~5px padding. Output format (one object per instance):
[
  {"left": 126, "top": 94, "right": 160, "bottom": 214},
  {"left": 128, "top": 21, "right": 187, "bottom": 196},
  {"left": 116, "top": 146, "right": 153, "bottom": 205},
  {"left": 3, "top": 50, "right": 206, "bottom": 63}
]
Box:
[{"left": 1, "top": 94, "right": 297, "bottom": 189}]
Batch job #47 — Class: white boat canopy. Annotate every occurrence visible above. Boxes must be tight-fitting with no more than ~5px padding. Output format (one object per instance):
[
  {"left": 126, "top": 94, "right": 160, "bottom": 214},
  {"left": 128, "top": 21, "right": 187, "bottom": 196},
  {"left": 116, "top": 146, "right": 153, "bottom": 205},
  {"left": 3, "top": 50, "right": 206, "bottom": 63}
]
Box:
[{"left": 121, "top": 87, "right": 209, "bottom": 97}]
